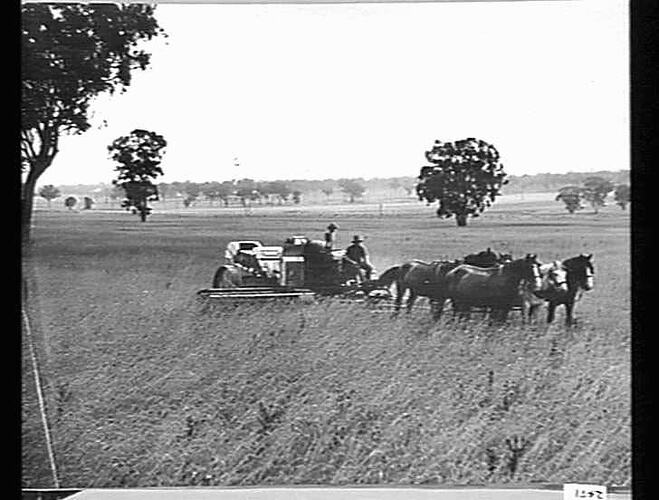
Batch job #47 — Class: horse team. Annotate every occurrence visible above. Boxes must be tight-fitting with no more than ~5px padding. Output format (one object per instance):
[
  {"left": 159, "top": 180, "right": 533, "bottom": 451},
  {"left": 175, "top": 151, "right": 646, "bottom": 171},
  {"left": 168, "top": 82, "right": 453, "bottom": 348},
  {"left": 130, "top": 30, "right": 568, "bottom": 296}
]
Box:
[{"left": 374, "top": 248, "right": 595, "bottom": 326}]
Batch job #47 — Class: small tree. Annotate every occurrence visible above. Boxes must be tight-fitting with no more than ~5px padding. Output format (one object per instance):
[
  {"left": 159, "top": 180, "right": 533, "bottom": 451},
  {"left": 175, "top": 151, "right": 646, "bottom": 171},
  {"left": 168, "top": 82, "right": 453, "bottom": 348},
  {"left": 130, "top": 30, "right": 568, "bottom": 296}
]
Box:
[
  {"left": 38, "top": 185, "right": 60, "bottom": 208},
  {"left": 416, "top": 138, "right": 508, "bottom": 226},
  {"left": 82, "top": 196, "right": 94, "bottom": 210},
  {"left": 64, "top": 196, "right": 77, "bottom": 210},
  {"left": 556, "top": 186, "right": 584, "bottom": 214},
  {"left": 581, "top": 176, "right": 615, "bottom": 214},
  {"left": 182, "top": 181, "right": 201, "bottom": 208},
  {"left": 108, "top": 129, "right": 167, "bottom": 222},
  {"left": 292, "top": 190, "right": 302, "bottom": 204},
  {"left": 614, "top": 183, "right": 630, "bottom": 210},
  {"left": 338, "top": 179, "right": 365, "bottom": 203},
  {"left": 321, "top": 188, "right": 333, "bottom": 200}
]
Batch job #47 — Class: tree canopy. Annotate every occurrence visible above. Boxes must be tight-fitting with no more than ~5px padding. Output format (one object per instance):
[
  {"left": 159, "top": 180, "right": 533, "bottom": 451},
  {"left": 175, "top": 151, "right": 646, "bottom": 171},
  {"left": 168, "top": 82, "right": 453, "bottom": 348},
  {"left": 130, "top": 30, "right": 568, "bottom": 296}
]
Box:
[
  {"left": 64, "top": 196, "right": 77, "bottom": 210},
  {"left": 614, "top": 184, "right": 630, "bottom": 210},
  {"left": 556, "top": 186, "right": 584, "bottom": 214},
  {"left": 416, "top": 138, "right": 507, "bottom": 226},
  {"left": 109, "top": 129, "right": 167, "bottom": 221},
  {"left": 38, "top": 184, "right": 60, "bottom": 206},
  {"left": 21, "top": 3, "right": 164, "bottom": 241},
  {"left": 581, "top": 176, "right": 615, "bottom": 214},
  {"left": 338, "top": 179, "right": 365, "bottom": 203}
]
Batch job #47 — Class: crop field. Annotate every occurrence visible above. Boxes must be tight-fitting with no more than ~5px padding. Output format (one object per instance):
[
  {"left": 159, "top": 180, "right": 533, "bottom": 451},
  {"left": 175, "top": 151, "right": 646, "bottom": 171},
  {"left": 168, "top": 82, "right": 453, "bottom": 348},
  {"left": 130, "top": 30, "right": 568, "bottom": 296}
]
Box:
[{"left": 22, "top": 197, "right": 630, "bottom": 489}]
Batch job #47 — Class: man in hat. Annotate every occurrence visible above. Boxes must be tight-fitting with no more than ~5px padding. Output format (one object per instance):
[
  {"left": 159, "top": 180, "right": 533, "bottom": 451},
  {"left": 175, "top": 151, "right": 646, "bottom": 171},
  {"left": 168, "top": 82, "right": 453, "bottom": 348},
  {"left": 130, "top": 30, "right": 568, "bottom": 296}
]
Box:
[
  {"left": 324, "top": 223, "right": 339, "bottom": 251},
  {"left": 344, "top": 235, "right": 373, "bottom": 281}
]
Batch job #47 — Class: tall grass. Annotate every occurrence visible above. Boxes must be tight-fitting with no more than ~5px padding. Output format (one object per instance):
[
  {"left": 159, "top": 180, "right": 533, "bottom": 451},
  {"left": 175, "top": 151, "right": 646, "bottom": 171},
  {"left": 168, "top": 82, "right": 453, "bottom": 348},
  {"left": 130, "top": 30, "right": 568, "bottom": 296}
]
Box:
[{"left": 22, "top": 207, "right": 630, "bottom": 488}]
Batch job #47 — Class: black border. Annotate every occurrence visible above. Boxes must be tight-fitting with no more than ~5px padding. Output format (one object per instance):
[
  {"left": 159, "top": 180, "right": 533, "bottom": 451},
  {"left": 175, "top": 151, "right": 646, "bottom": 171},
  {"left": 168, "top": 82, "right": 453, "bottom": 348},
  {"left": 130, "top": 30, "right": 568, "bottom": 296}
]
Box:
[{"left": 631, "top": 1, "right": 658, "bottom": 499}]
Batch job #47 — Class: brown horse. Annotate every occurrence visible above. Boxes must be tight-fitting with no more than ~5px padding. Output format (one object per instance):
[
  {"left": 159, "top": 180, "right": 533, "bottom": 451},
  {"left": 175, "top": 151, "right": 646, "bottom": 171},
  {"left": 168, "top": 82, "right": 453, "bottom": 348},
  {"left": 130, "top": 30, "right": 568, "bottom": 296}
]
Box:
[
  {"left": 442, "top": 254, "right": 542, "bottom": 322},
  {"left": 376, "top": 260, "right": 462, "bottom": 318},
  {"left": 530, "top": 254, "right": 594, "bottom": 326}
]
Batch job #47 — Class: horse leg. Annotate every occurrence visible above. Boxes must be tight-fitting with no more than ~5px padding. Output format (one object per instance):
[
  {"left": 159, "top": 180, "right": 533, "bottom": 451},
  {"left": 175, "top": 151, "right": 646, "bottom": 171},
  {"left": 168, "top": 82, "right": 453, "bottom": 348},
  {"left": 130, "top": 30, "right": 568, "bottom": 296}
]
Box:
[
  {"left": 430, "top": 298, "right": 445, "bottom": 321},
  {"left": 527, "top": 303, "right": 540, "bottom": 324},
  {"left": 565, "top": 301, "right": 575, "bottom": 327},
  {"left": 546, "top": 302, "right": 557, "bottom": 324},
  {"left": 393, "top": 282, "right": 404, "bottom": 316},
  {"left": 406, "top": 290, "right": 418, "bottom": 313}
]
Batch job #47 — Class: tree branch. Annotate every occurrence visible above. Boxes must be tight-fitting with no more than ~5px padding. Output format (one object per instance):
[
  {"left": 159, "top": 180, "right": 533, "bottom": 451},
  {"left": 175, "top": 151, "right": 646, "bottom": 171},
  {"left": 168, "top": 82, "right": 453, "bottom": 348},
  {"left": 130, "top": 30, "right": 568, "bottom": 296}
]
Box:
[{"left": 21, "top": 129, "right": 38, "bottom": 160}]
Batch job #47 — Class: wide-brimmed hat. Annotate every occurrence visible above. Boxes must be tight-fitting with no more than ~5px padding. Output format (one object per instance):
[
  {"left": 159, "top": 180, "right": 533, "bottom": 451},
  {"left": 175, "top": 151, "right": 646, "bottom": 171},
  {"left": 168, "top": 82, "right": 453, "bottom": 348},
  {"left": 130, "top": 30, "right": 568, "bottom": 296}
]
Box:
[
  {"left": 352, "top": 235, "right": 364, "bottom": 243},
  {"left": 327, "top": 223, "right": 338, "bottom": 230}
]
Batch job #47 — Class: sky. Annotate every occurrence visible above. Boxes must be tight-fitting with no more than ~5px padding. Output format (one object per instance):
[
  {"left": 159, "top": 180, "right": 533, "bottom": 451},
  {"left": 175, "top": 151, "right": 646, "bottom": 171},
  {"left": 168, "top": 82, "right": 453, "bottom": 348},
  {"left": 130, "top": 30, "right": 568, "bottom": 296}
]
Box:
[{"left": 36, "top": 0, "right": 629, "bottom": 186}]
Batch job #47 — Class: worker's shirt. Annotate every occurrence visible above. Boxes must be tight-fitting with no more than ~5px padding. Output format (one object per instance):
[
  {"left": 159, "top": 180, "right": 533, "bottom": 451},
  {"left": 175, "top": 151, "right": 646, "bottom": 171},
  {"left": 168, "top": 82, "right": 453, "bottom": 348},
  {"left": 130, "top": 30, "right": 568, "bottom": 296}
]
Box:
[{"left": 345, "top": 243, "right": 369, "bottom": 263}]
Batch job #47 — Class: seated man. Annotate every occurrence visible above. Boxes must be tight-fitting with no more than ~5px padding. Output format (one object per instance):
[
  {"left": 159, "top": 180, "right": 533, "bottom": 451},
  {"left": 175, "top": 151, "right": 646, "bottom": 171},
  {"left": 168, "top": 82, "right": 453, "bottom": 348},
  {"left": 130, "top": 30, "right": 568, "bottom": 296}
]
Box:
[{"left": 343, "top": 235, "right": 374, "bottom": 282}]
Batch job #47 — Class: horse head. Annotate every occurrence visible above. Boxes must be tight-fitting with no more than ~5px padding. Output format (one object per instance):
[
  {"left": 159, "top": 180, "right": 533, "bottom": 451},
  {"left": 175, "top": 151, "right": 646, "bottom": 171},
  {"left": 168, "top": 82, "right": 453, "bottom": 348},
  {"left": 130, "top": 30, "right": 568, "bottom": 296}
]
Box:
[
  {"left": 523, "top": 253, "right": 543, "bottom": 291},
  {"left": 545, "top": 260, "right": 569, "bottom": 293},
  {"left": 498, "top": 252, "right": 513, "bottom": 264},
  {"left": 563, "top": 254, "right": 595, "bottom": 291}
]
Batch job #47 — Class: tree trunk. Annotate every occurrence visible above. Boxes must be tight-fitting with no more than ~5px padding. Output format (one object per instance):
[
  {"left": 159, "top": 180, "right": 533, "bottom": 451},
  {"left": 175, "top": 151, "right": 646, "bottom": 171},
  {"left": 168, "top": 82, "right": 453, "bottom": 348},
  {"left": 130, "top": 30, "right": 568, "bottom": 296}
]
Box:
[
  {"left": 21, "top": 129, "right": 58, "bottom": 245},
  {"left": 22, "top": 160, "right": 52, "bottom": 244},
  {"left": 456, "top": 213, "right": 468, "bottom": 226},
  {"left": 21, "top": 177, "right": 38, "bottom": 245}
]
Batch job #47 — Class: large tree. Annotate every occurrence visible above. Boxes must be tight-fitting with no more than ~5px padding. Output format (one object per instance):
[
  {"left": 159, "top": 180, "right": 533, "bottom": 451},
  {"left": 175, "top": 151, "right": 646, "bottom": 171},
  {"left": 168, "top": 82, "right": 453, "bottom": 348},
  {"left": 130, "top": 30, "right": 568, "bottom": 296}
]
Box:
[
  {"left": 108, "top": 129, "right": 167, "bottom": 222},
  {"left": 416, "top": 138, "right": 507, "bottom": 226},
  {"left": 581, "top": 176, "right": 614, "bottom": 214},
  {"left": 21, "top": 3, "right": 164, "bottom": 243}
]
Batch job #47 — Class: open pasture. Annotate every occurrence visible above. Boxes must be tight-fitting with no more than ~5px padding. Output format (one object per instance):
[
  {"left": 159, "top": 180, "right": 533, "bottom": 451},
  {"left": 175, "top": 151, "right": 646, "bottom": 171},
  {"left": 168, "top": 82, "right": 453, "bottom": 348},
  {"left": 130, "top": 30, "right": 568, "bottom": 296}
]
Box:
[{"left": 22, "top": 199, "right": 630, "bottom": 488}]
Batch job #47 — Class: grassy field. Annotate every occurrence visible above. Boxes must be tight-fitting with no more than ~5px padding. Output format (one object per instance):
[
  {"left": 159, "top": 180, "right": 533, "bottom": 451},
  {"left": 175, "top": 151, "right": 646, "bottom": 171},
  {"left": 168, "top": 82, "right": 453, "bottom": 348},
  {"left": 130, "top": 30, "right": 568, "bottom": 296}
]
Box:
[{"left": 22, "top": 198, "right": 630, "bottom": 488}]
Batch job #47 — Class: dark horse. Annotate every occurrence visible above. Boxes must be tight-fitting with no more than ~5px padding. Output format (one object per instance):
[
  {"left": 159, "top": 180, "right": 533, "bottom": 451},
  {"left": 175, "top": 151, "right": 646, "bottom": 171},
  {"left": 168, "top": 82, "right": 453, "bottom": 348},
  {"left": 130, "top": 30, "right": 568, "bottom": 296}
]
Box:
[
  {"left": 374, "top": 250, "right": 513, "bottom": 319},
  {"left": 441, "top": 254, "right": 543, "bottom": 322},
  {"left": 527, "top": 253, "right": 594, "bottom": 326},
  {"left": 463, "top": 248, "right": 510, "bottom": 268},
  {"left": 376, "top": 260, "right": 463, "bottom": 318}
]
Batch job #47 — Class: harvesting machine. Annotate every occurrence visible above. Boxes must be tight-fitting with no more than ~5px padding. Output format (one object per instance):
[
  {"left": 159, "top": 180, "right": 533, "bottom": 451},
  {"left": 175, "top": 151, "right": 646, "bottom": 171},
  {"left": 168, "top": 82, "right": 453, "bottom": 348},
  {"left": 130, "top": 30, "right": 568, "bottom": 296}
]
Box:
[{"left": 197, "top": 236, "right": 390, "bottom": 302}]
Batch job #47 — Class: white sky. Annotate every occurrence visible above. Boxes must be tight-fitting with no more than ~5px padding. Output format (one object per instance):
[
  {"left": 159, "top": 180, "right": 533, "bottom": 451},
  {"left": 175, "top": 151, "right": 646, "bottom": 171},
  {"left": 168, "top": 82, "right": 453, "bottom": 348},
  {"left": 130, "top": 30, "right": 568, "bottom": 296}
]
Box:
[{"left": 37, "top": 0, "right": 629, "bottom": 186}]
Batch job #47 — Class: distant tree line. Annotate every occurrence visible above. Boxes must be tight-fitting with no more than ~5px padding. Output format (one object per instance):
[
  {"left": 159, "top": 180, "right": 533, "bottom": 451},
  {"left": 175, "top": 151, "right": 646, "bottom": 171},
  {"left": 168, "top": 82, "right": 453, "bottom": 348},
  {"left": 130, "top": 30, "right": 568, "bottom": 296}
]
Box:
[
  {"left": 506, "top": 170, "right": 629, "bottom": 195},
  {"left": 556, "top": 176, "right": 630, "bottom": 214},
  {"left": 40, "top": 170, "right": 630, "bottom": 211}
]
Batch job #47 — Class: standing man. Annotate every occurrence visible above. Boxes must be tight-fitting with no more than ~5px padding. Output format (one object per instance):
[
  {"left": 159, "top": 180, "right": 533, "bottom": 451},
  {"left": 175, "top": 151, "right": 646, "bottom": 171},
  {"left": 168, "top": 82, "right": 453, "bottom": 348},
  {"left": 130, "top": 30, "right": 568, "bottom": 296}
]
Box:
[
  {"left": 344, "top": 235, "right": 373, "bottom": 281},
  {"left": 324, "top": 223, "right": 339, "bottom": 251}
]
